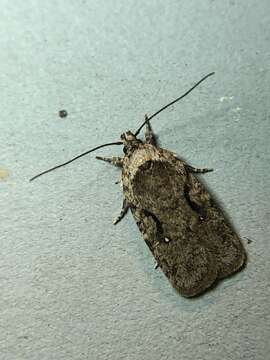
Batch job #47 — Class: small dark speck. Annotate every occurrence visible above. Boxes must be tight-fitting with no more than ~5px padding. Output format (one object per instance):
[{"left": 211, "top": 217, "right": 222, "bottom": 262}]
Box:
[
  {"left": 244, "top": 236, "right": 252, "bottom": 244},
  {"left": 18, "top": 335, "right": 29, "bottom": 340},
  {"left": 59, "top": 109, "right": 68, "bottom": 118}
]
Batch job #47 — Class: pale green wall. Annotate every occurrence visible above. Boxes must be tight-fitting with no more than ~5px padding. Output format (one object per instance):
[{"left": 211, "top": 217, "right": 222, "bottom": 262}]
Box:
[{"left": 0, "top": 1, "right": 269, "bottom": 359}]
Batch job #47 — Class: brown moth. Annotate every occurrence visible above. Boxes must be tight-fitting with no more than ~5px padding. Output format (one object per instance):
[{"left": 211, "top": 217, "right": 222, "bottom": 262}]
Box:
[{"left": 30, "top": 73, "right": 246, "bottom": 297}]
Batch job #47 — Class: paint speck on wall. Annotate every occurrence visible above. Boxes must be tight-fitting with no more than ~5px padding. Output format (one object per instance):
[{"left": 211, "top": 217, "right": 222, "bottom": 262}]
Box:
[
  {"left": 232, "top": 107, "right": 242, "bottom": 112},
  {"left": 220, "top": 96, "right": 234, "bottom": 102},
  {"left": 0, "top": 168, "right": 9, "bottom": 181}
]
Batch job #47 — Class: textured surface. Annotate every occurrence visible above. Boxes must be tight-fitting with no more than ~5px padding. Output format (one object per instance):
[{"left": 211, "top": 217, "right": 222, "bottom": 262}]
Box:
[
  {"left": 121, "top": 138, "right": 246, "bottom": 297},
  {"left": 0, "top": 1, "right": 269, "bottom": 359}
]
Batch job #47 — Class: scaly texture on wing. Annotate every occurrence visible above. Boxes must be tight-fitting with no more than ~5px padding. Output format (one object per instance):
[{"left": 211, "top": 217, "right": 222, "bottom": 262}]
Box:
[
  {"left": 123, "top": 144, "right": 246, "bottom": 297},
  {"left": 131, "top": 205, "right": 218, "bottom": 297}
]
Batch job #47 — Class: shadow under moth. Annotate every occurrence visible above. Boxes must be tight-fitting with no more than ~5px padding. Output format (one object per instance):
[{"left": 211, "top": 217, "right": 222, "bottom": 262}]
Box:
[{"left": 31, "top": 72, "right": 246, "bottom": 297}]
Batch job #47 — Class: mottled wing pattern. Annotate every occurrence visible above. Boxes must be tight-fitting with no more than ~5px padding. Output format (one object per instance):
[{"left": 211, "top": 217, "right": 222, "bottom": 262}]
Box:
[{"left": 123, "top": 144, "right": 246, "bottom": 297}]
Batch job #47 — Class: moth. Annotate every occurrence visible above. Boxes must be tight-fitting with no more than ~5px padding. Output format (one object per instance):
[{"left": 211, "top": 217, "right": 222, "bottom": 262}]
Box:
[{"left": 30, "top": 73, "right": 246, "bottom": 297}]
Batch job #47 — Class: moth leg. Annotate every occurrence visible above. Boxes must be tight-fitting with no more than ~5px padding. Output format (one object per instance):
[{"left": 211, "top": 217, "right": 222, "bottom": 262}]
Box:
[
  {"left": 144, "top": 114, "right": 157, "bottom": 146},
  {"left": 113, "top": 199, "right": 129, "bottom": 225},
  {"left": 96, "top": 156, "right": 123, "bottom": 168},
  {"left": 185, "top": 164, "right": 213, "bottom": 174},
  {"left": 115, "top": 172, "right": 122, "bottom": 185}
]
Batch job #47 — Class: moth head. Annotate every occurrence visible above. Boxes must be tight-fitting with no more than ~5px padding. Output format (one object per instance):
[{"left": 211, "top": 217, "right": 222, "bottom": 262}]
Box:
[
  {"left": 120, "top": 131, "right": 138, "bottom": 145},
  {"left": 120, "top": 131, "right": 142, "bottom": 154}
]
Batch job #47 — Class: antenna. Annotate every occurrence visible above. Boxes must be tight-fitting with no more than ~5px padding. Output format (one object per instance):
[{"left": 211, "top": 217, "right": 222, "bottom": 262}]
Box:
[
  {"left": 134, "top": 72, "right": 215, "bottom": 136},
  {"left": 30, "top": 141, "right": 122, "bottom": 181}
]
